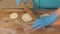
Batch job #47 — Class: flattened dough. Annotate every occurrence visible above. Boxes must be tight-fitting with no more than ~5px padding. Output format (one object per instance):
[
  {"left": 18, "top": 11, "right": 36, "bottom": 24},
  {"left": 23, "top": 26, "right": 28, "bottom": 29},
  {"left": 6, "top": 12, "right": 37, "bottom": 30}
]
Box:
[
  {"left": 22, "top": 13, "right": 33, "bottom": 21},
  {"left": 40, "top": 14, "right": 50, "bottom": 17},
  {"left": 10, "top": 13, "right": 18, "bottom": 19}
]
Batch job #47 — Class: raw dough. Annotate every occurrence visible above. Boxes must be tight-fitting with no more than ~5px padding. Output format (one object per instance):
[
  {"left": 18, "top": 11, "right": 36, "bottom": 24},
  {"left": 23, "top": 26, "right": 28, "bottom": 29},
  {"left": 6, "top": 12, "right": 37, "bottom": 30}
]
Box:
[
  {"left": 10, "top": 13, "right": 18, "bottom": 19},
  {"left": 22, "top": 13, "right": 33, "bottom": 21},
  {"left": 40, "top": 14, "right": 50, "bottom": 17}
]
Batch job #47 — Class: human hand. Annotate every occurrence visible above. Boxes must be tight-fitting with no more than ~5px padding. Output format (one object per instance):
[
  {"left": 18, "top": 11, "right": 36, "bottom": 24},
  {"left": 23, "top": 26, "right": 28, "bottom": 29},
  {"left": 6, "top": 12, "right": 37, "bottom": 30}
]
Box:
[{"left": 32, "top": 8, "right": 60, "bottom": 29}]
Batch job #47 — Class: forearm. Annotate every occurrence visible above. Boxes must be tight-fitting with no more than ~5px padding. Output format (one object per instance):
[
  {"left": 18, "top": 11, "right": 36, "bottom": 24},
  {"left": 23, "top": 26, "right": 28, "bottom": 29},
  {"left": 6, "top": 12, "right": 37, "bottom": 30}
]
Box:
[
  {"left": 54, "top": 8, "right": 60, "bottom": 18},
  {"left": 52, "top": 8, "right": 60, "bottom": 26}
]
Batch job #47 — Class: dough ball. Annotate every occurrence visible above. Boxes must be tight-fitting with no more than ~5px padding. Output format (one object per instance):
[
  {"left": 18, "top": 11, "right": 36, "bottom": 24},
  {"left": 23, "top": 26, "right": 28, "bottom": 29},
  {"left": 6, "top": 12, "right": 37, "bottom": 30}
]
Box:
[
  {"left": 22, "top": 13, "right": 33, "bottom": 21},
  {"left": 40, "top": 14, "right": 50, "bottom": 17},
  {"left": 10, "top": 13, "right": 18, "bottom": 19}
]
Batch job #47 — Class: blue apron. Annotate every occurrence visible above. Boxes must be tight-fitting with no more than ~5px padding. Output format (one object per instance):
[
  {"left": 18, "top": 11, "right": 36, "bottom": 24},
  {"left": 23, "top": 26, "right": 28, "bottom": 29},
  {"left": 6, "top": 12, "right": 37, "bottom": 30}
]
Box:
[
  {"left": 33, "top": 0, "right": 60, "bottom": 9},
  {"left": 16, "top": 0, "right": 60, "bottom": 9}
]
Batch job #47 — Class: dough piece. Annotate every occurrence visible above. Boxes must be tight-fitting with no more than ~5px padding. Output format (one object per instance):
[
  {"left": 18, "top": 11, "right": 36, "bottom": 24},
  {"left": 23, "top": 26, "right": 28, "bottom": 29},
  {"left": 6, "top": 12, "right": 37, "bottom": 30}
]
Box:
[
  {"left": 40, "top": 14, "right": 50, "bottom": 17},
  {"left": 22, "top": 13, "right": 33, "bottom": 21},
  {"left": 10, "top": 13, "right": 18, "bottom": 19}
]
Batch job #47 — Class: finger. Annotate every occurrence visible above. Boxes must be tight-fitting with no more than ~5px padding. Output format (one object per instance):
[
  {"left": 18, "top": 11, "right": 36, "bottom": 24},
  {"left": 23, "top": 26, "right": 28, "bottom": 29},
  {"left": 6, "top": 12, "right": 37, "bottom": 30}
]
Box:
[
  {"left": 32, "top": 17, "right": 44, "bottom": 28},
  {"left": 35, "top": 24, "right": 44, "bottom": 30}
]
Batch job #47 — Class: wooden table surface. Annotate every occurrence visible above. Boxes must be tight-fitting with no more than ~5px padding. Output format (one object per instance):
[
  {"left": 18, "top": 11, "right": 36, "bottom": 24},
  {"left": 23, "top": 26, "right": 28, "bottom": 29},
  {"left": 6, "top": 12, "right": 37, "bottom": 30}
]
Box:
[{"left": 0, "top": 9, "right": 60, "bottom": 34}]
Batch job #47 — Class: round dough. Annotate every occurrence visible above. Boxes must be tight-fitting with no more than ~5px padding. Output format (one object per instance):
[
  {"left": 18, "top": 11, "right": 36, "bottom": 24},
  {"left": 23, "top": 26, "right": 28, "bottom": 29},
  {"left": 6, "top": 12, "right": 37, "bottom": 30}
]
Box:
[
  {"left": 22, "top": 13, "right": 33, "bottom": 21},
  {"left": 40, "top": 14, "right": 50, "bottom": 17},
  {"left": 10, "top": 13, "right": 18, "bottom": 19}
]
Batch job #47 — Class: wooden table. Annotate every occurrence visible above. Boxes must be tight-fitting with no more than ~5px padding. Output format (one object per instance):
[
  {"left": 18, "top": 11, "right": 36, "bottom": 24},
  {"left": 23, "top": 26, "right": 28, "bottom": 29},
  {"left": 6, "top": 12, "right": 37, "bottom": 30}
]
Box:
[{"left": 0, "top": 9, "right": 60, "bottom": 34}]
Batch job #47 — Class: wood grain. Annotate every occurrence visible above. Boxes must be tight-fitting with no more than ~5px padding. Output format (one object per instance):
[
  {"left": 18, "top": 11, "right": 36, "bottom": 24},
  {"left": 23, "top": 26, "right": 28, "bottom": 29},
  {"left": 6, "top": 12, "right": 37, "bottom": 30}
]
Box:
[{"left": 0, "top": 9, "right": 60, "bottom": 34}]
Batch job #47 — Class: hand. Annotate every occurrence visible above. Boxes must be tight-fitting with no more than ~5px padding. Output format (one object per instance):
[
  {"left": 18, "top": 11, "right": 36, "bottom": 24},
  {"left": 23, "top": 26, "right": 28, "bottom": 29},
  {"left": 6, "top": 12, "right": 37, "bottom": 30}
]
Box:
[
  {"left": 32, "top": 13, "right": 58, "bottom": 29},
  {"left": 32, "top": 8, "right": 60, "bottom": 30}
]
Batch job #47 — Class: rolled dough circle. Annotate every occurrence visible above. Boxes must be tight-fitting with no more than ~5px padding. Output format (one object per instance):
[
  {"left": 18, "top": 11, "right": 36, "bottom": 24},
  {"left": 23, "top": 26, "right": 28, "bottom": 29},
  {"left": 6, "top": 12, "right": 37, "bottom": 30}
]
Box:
[
  {"left": 22, "top": 13, "right": 33, "bottom": 21},
  {"left": 10, "top": 13, "right": 18, "bottom": 19}
]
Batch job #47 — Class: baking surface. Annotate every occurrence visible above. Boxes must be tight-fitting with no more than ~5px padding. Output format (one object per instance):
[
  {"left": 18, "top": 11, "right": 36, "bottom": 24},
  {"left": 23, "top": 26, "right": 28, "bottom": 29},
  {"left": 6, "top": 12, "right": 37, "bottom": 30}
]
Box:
[{"left": 0, "top": 9, "right": 60, "bottom": 34}]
